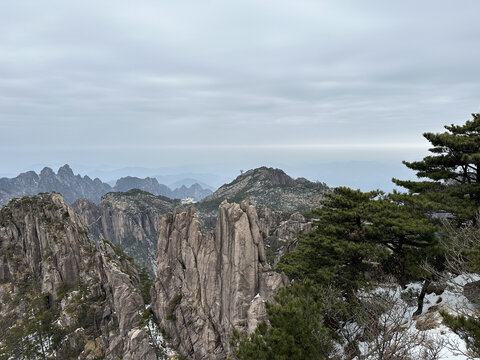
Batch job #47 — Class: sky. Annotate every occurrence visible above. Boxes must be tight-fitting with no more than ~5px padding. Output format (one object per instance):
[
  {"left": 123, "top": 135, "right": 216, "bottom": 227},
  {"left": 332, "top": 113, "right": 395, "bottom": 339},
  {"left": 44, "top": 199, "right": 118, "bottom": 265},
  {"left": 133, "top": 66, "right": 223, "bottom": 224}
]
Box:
[{"left": 1, "top": 1, "right": 480, "bottom": 190}]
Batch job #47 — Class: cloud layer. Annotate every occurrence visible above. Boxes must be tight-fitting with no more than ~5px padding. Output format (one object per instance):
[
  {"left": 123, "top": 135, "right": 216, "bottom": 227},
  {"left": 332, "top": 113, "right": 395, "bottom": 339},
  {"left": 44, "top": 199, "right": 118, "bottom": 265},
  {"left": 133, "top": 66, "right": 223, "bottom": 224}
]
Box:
[{"left": 1, "top": 0, "right": 480, "bottom": 178}]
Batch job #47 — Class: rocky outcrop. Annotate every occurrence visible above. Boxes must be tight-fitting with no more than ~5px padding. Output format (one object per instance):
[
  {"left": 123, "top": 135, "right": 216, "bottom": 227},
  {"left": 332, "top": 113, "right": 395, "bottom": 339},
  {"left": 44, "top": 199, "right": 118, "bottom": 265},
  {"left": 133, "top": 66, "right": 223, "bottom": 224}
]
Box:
[
  {"left": 0, "top": 164, "right": 112, "bottom": 206},
  {"left": 0, "top": 193, "right": 171, "bottom": 359},
  {"left": 257, "top": 206, "right": 312, "bottom": 265},
  {"left": 463, "top": 280, "right": 480, "bottom": 304},
  {"left": 152, "top": 200, "right": 288, "bottom": 359},
  {"left": 198, "top": 167, "right": 328, "bottom": 214},
  {"left": 72, "top": 189, "right": 178, "bottom": 275}
]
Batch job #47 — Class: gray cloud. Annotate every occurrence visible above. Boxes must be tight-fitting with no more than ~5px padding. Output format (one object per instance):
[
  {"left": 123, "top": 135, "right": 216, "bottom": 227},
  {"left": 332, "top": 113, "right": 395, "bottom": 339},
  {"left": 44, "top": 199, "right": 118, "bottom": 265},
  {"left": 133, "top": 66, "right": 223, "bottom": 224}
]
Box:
[{"left": 1, "top": 0, "right": 480, "bottom": 185}]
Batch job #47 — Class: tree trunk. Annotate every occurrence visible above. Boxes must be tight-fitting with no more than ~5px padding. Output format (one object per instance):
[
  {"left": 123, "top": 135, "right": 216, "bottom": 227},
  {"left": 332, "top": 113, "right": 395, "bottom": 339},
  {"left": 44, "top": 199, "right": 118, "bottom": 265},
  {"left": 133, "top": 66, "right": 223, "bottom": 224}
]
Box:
[{"left": 413, "top": 279, "right": 431, "bottom": 316}]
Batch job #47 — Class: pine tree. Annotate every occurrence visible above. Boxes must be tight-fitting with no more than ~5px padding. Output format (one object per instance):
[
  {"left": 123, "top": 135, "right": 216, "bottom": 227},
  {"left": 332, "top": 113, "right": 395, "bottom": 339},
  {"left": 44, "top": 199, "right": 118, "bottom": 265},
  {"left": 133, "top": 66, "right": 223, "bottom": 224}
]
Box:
[
  {"left": 366, "top": 192, "right": 439, "bottom": 287},
  {"left": 231, "top": 281, "right": 337, "bottom": 360},
  {"left": 393, "top": 113, "right": 480, "bottom": 220},
  {"left": 278, "top": 187, "right": 438, "bottom": 294},
  {"left": 278, "top": 187, "right": 387, "bottom": 296}
]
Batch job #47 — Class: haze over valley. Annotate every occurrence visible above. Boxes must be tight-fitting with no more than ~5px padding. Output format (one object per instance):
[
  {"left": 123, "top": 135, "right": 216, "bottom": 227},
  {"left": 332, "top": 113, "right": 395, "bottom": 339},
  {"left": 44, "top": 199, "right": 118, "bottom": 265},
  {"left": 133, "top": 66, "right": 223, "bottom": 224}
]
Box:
[{"left": 2, "top": 1, "right": 480, "bottom": 359}]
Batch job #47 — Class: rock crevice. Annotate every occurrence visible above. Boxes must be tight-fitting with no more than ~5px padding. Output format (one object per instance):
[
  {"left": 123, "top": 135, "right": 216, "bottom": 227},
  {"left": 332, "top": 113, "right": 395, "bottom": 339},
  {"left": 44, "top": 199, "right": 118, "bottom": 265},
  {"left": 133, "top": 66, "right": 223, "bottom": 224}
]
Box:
[{"left": 153, "top": 200, "right": 288, "bottom": 359}]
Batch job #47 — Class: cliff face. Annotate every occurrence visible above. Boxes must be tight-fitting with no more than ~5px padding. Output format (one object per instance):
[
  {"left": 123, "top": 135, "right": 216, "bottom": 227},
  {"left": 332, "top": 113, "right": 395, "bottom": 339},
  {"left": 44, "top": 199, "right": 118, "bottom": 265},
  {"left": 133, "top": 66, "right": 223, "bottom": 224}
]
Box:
[
  {"left": 0, "top": 194, "right": 170, "bottom": 359},
  {"left": 152, "top": 200, "right": 288, "bottom": 359},
  {"left": 72, "top": 189, "right": 178, "bottom": 275},
  {"left": 256, "top": 206, "right": 312, "bottom": 265}
]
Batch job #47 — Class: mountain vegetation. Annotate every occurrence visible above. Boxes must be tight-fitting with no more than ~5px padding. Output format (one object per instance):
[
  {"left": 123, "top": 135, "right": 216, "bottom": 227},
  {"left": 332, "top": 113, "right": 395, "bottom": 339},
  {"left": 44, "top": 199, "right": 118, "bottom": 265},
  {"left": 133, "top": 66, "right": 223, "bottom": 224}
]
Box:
[
  {"left": 4, "top": 114, "right": 480, "bottom": 359},
  {"left": 0, "top": 193, "right": 173, "bottom": 359},
  {"left": 232, "top": 113, "right": 480, "bottom": 360},
  {"left": 197, "top": 167, "right": 328, "bottom": 214}
]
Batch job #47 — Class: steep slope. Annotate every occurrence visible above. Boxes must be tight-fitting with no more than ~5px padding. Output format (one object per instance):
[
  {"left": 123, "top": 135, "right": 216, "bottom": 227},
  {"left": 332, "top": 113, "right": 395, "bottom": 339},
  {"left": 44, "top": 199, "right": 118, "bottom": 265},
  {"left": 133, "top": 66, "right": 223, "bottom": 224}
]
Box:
[
  {"left": 152, "top": 200, "right": 288, "bottom": 360},
  {"left": 256, "top": 206, "right": 313, "bottom": 266},
  {"left": 198, "top": 167, "right": 328, "bottom": 214},
  {"left": 73, "top": 189, "right": 179, "bottom": 275},
  {"left": 0, "top": 164, "right": 112, "bottom": 206},
  {"left": 0, "top": 193, "right": 172, "bottom": 359}
]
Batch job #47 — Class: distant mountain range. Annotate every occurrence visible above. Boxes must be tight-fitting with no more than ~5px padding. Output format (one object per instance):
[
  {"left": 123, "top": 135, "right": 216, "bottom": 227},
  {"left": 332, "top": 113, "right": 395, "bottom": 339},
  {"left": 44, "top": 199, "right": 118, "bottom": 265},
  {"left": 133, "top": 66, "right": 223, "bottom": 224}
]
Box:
[
  {"left": 0, "top": 164, "right": 213, "bottom": 206},
  {"left": 113, "top": 176, "right": 213, "bottom": 200}
]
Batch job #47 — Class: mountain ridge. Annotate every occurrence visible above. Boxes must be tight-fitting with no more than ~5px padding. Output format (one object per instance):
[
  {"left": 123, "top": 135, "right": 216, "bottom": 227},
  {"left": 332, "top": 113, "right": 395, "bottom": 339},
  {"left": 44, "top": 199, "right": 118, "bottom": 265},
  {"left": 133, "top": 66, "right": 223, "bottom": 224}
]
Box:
[
  {"left": 0, "top": 165, "right": 213, "bottom": 207},
  {"left": 198, "top": 166, "right": 329, "bottom": 213}
]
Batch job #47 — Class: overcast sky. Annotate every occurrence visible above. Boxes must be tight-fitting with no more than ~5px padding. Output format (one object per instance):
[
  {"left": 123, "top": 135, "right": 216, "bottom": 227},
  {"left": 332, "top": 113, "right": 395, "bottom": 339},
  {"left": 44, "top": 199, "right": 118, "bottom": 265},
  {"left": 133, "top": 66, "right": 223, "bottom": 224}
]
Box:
[{"left": 1, "top": 1, "right": 480, "bottom": 188}]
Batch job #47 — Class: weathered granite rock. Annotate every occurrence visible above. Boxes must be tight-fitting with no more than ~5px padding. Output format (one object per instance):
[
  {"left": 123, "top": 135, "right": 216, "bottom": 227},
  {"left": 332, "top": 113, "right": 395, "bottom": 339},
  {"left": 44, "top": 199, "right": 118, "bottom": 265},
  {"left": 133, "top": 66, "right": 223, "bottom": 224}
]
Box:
[
  {"left": 199, "top": 167, "right": 328, "bottom": 213},
  {"left": 0, "top": 193, "right": 164, "bottom": 359},
  {"left": 464, "top": 280, "right": 480, "bottom": 304},
  {"left": 152, "top": 200, "right": 289, "bottom": 359},
  {"left": 256, "top": 206, "right": 312, "bottom": 265},
  {"left": 72, "top": 190, "right": 178, "bottom": 275}
]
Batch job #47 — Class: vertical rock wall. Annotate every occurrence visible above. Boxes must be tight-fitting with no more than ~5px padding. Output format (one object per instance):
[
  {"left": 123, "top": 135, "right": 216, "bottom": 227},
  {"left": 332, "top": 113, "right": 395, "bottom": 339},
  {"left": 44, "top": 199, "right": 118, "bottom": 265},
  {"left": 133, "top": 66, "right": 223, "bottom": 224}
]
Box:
[
  {"left": 153, "top": 200, "right": 288, "bottom": 359},
  {"left": 0, "top": 194, "right": 160, "bottom": 359}
]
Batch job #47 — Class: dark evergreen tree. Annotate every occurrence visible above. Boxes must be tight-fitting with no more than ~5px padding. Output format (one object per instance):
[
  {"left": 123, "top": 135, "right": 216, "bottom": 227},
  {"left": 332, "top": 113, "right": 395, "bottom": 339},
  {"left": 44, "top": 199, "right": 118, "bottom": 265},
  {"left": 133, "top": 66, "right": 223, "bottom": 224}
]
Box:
[
  {"left": 231, "top": 281, "right": 337, "bottom": 360},
  {"left": 278, "top": 187, "right": 438, "bottom": 293},
  {"left": 366, "top": 192, "right": 439, "bottom": 287},
  {"left": 278, "top": 187, "right": 387, "bottom": 297},
  {"left": 393, "top": 113, "right": 480, "bottom": 221}
]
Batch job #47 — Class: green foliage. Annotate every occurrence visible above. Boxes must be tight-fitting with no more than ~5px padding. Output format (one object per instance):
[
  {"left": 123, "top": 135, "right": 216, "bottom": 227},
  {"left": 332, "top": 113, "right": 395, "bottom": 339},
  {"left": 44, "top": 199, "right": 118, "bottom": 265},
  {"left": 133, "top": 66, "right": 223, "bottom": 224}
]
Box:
[
  {"left": 0, "top": 293, "right": 64, "bottom": 360},
  {"left": 139, "top": 267, "right": 154, "bottom": 304},
  {"left": 279, "top": 187, "right": 439, "bottom": 291},
  {"left": 442, "top": 312, "right": 480, "bottom": 357},
  {"left": 56, "top": 280, "right": 74, "bottom": 300},
  {"left": 461, "top": 244, "right": 480, "bottom": 273},
  {"left": 393, "top": 113, "right": 480, "bottom": 221},
  {"left": 167, "top": 294, "right": 182, "bottom": 321},
  {"left": 232, "top": 281, "right": 336, "bottom": 360},
  {"left": 368, "top": 192, "right": 440, "bottom": 283},
  {"left": 278, "top": 188, "right": 386, "bottom": 295},
  {"left": 236, "top": 186, "right": 443, "bottom": 359}
]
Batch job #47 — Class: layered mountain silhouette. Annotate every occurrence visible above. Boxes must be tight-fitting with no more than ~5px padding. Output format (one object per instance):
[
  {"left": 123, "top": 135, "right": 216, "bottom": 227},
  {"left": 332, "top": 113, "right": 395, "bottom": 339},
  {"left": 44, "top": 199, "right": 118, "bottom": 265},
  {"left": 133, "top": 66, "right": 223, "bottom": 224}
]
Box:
[{"left": 0, "top": 164, "right": 212, "bottom": 206}]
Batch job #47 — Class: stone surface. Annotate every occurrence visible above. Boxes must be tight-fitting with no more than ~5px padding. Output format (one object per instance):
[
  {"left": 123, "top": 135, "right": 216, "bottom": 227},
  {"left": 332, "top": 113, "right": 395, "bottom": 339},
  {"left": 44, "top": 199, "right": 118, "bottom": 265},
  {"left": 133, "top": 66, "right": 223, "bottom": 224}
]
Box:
[
  {"left": 0, "top": 193, "right": 165, "bottom": 359},
  {"left": 198, "top": 166, "right": 328, "bottom": 215},
  {"left": 256, "top": 206, "right": 312, "bottom": 265},
  {"left": 72, "top": 189, "right": 178, "bottom": 275},
  {"left": 463, "top": 280, "right": 480, "bottom": 304},
  {"left": 152, "top": 200, "right": 289, "bottom": 359}
]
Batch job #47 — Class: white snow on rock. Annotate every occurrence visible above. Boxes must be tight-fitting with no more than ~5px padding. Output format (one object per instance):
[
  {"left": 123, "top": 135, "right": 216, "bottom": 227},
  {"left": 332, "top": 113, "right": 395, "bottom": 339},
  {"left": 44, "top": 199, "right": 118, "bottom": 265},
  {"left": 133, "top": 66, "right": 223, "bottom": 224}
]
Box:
[{"left": 351, "top": 274, "right": 480, "bottom": 360}]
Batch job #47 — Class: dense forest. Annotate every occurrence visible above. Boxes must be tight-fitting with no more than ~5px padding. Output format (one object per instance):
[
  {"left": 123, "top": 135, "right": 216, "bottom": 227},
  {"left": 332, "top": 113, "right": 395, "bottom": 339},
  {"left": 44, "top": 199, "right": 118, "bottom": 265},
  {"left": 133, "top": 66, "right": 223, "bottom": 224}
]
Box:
[{"left": 232, "top": 114, "right": 480, "bottom": 359}]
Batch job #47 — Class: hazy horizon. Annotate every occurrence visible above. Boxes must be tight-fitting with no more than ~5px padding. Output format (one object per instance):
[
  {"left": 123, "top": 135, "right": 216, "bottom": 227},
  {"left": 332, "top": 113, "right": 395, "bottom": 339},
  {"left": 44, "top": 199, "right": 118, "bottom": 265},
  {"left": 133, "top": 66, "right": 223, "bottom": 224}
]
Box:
[{"left": 2, "top": 1, "right": 479, "bottom": 191}]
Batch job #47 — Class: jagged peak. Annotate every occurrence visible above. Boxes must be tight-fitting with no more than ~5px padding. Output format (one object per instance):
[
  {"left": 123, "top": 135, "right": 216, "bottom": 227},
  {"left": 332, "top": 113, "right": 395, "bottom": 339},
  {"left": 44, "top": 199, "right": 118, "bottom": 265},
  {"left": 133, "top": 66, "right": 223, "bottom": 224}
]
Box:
[
  {"left": 234, "top": 166, "right": 295, "bottom": 186},
  {"left": 40, "top": 166, "right": 55, "bottom": 176},
  {"left": 57, "top": 163, "right": 74, "bottom": 177}
]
